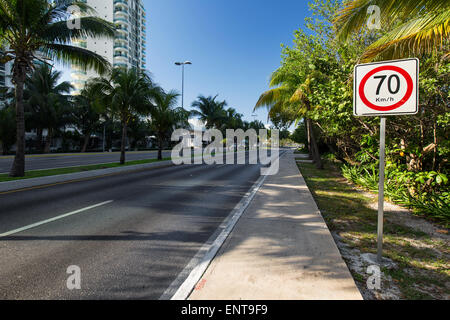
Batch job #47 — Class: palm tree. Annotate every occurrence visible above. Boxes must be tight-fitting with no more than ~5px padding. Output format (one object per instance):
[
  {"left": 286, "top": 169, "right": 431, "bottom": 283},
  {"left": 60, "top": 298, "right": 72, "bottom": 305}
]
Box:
[
  {"left": 247, "top": 120, "right": 266, "bottom": 131},
  {"left": 255, "top": 67, "right": 323, "bottom": 169},
  {"left": 224, "top": 108, "right": 244, "bottom": 130},
  {"left": 191, "top": 95, "right": 228, "bottom": 129},
  {"left": 149, "top": 89, "right": 190, "bottom": 160},
  {"left": 127, "top": 117, "right": 149, "bottom": 151},
  {"left": 334, "top": 0, "right": 450, "bottom": 61},
  {"left": 25, "top": 64, "right": 73, "bottom": 153},
  {"left": 92, "top": 68, "right": 157, "bottom": 164},
  {"left": 71, "top": 82, "right": 103, "bottom": 153},
  {"left": 0, "top": 0, "right": 115, "bottom": 176}
]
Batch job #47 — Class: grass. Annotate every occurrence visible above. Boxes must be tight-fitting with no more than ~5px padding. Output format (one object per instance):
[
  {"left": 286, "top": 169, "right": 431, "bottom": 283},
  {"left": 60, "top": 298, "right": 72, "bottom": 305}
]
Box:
[
  {"left": 298, "top": 160, "right": 450, "bottom": 300},
  {"left": 0, "top": 158, "right": 172, "bottom": 183},
  {"left": 294, "top": 147, "right": 308, "bottom": 154}
]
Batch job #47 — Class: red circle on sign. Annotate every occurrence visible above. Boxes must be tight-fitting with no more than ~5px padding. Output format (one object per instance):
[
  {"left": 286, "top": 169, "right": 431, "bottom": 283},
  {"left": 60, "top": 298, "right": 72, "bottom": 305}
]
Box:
[{"left": 359, "top": 65, "right": 414, "bottom": 111}]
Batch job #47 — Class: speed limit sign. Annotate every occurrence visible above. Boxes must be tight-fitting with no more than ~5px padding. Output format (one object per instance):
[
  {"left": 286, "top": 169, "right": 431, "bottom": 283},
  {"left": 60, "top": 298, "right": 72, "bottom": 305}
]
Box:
[
  {"left": 353, "top": 58, "right": 420, "bottom": 264},
  {"left": 354, "top": 58, "right": 419, "bottom": 116}
]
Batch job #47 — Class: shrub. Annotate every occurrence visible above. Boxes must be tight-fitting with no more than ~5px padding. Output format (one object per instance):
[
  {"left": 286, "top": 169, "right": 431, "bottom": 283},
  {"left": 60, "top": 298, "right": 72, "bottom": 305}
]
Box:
[{"left": 341, "top": 163, "right": 449, "bottom": 225}]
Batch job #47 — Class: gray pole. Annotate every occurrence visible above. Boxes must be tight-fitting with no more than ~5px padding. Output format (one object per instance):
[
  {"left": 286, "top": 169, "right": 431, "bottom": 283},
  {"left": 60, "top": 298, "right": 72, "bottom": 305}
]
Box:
[
  {"left": 175, "top": 61, "right": 191, "bottom": 108},
  {"left": 181, "top": 64, "right": 185, "bottom": 108},
  {"left": 377, "top": 117, "right": 386, "bottom": 263}
]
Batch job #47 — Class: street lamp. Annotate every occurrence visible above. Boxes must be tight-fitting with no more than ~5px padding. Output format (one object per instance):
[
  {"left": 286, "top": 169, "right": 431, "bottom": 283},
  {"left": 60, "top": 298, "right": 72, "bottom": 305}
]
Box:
[{"left": 174, "top": 61, "right": 192, "bottom": 108}]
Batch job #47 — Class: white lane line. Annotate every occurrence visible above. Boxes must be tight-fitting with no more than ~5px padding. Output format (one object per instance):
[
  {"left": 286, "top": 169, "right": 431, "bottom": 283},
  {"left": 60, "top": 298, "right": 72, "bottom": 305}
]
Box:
[
  {"left": 0, "top": 200, "right": 113, "bottom": 237},
  {"left": 160, "top": 151, "right": 287, "bottom": 300},
  {"left": 162, "top": 174, "right": 268, "bottom": 301}
]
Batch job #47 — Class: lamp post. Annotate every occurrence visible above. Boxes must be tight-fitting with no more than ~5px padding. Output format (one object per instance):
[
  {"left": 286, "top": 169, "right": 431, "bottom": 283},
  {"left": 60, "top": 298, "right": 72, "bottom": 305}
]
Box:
[{"left": 175, "top": 61, "right": 192, "bottom": 108}]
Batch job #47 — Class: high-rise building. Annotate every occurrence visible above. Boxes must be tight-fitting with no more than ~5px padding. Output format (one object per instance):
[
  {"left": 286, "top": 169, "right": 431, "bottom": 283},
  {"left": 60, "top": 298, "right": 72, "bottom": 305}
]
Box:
[
  {"left": 71, "top": 0, "right": 147, "bottom": 94},
  {"left": 0, "top": 54, "right": 13, "bottom": 108},
  {"left": 0, "top": 59, "right": 13, "bottom": 90}
]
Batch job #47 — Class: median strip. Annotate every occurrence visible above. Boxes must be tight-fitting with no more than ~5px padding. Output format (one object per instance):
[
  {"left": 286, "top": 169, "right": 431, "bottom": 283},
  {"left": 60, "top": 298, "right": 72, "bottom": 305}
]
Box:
[
  {"left": 0, "top": 159, "right": 175, "bottom": 194},
  {"left": 0, "top": 158, "right": 171, "bottom": 183}
]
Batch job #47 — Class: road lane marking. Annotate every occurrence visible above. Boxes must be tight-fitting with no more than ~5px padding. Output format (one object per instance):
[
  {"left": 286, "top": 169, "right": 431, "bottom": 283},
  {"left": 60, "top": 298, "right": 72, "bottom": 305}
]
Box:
[
  {"left": 161, "top": 174, "right": 268, "bottom": 300},
  {"left": 161, "top": 151, "right": 287, "bottom": 300},
  {"left": 0, "top": 200, "right": 113, "bottom": 237}
]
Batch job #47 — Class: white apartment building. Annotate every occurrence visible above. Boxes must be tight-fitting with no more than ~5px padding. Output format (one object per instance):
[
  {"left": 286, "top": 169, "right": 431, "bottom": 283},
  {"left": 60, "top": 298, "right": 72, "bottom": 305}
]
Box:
[
  {"left": 71, "top": 0, "right": 147, "bottom": 93},
  {"left": 0, "top": 56, "right": 13, "bottom": 109},
  {"left": 0, "top": 59, "right": 13, "bottom": 90}
]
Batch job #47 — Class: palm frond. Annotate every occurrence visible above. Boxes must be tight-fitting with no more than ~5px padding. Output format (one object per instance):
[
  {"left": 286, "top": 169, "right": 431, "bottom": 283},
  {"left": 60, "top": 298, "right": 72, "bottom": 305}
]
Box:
[
  {"left": 254, "top": 86, "right": 291, "bottom": 111},
  {"left": 42, "top": 17, "right": 115, "bottom": 43},
  {"left": 335, "top": 0, "right": 450, "bottom": 42},
  {"left": 40, "top": 43, "right": 111, "bottom": 75},
  {"left": 361, "top": 10, "right": 450, "bottom": 61}
]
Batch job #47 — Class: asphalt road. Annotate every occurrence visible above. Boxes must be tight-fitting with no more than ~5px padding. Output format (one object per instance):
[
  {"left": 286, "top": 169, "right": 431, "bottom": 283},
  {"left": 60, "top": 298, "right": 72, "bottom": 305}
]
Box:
[
  {"left": 0, "top": 162, "right": 263, "bottom": 299},
  {"left": 0, "top": 151, "right": 173, "bottom": 173}
]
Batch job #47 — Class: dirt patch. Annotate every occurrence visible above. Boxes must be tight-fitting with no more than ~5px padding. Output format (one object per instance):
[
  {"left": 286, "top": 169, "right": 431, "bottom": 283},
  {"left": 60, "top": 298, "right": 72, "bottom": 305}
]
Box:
[
  {"left": 367, "top": 200, "right": 450, "bottom": 242},
  {"left": 332, "top": 232, "right": 403, "bottom": 300}
]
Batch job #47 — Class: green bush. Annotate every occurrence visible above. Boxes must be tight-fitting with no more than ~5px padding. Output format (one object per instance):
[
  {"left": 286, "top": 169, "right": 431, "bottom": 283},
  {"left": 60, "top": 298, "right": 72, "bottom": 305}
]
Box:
[{"left": 341, "top": 163, "right": 450, "bottom": 225}]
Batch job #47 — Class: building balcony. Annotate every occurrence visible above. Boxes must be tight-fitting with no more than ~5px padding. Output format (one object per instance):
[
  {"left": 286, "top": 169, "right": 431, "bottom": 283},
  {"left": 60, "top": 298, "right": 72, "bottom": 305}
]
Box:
[
  {"left": 114, "top": 17, "right": 129, "bottom": 24},
  {"left": 114, "top": 7, "right": 128, "bottom": 14},
  {"left": 114, "top": 0, "right": 128, "bottom": 6},
  {"left": 116, "top": 27, "right": 128, "bottom": 34},
  {"left": 114, "top": 53, "right": 128, "bottom": 59},
  {"left": 114, "top": 43, "right": 129, "bottom": 50},
  {"left": 115, "top": 34, "right": 128, "bottom": 41},
  {"left": 114, "top": 62, "right": 128, "bottom": 69}
]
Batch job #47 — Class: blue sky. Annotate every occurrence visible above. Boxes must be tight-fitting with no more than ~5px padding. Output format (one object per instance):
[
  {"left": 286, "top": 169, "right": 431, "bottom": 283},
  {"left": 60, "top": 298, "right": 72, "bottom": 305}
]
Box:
[
  {"left": 145, "top": 0, "right": 311, "bottom": 125},
  {"left": 62, "top": 0, "right": 311, "bottom": 125}
]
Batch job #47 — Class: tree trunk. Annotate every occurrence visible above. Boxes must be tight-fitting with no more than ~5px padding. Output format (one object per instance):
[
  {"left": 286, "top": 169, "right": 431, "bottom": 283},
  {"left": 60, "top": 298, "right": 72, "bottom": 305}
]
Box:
[
  {"left": 36, "top": 127, "right": 43, "bottom": 153},
  {"left": 305, "top": 118, "right": 312, "bottom": 158},
  {"left": 10, "top": 69, "right": 26, "bottom": 177},
  {"left": 418, "top": 119, "right": 424, "bottom": 171},
  {"left": 120, "top": 121, "right": 127, "bottom": 165},
  {"left": 158, "top": 136, "right": 163, "bottom": 160},
  {"left": 325, "top": 139, "right": 346, "bottom": 163},
  {"left": 307, "top": 118, "right": 323, "bottom": 169},
  {"left": 432, "top": 123, "right": 437, "bottom": 171},
  {"left": 81, "top": 133, "right": 90, "bottom": 153},
  {"left": 44, "top": 128, "right": 53, "bottom": 154}
]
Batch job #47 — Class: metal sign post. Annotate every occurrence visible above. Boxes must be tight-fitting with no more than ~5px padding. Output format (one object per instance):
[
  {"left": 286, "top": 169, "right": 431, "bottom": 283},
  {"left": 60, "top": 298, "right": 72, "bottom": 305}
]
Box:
[
  {"left": 354, "top": 58, "right": 419, "bottom": 264},
  {"left": 377, "top": 117, "right": 386, "bottom": 262}
]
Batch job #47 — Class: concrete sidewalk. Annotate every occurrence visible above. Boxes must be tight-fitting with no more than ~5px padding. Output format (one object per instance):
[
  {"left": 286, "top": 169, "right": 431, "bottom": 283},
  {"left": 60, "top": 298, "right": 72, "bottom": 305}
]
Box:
[{"left": 189, "top": 151, "right": 362, "bottom": 300}]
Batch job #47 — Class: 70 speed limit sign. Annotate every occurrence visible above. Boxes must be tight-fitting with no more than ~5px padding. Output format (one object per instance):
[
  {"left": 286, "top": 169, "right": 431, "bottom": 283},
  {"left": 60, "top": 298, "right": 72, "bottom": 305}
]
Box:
[
  {"left": 353, "top": 58, "right": 420, "bottom": 263},
  {"left": 354, "top": 58, "right": 419, "bottom": 116}
]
